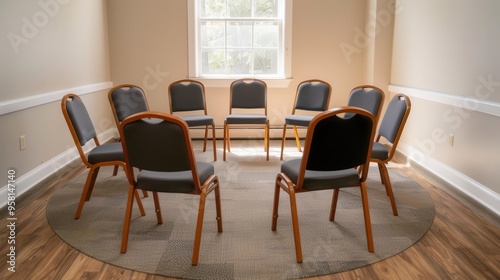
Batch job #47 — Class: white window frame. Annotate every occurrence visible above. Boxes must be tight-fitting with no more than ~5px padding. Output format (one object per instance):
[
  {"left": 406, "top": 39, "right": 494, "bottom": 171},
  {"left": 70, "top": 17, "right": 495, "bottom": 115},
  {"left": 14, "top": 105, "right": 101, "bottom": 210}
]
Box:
[{"left": 188, "top": 0, "right": 292, "bottom": 88}]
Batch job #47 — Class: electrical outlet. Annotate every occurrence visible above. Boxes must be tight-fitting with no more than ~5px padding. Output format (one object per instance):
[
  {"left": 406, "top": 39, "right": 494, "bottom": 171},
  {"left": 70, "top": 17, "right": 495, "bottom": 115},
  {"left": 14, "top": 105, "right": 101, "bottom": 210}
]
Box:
[
  {"left": 19, "top": 135, "right": 26, "bottom": 150},
  {"left": 448, "top": 133, "right": 454, "bottom": 147}
]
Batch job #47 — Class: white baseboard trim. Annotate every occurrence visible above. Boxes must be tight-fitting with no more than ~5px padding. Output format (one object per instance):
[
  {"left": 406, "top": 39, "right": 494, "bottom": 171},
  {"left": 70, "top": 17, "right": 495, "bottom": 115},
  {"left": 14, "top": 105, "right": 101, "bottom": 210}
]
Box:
[
  {"left": 0, "top": 129, "right": 115, "bottom": 209},
  {"left": 0, "top": 81, "right": 113, "bottom": 116},
  {"left": 398, "top": 142, "right": 500, "bottom": 216}
]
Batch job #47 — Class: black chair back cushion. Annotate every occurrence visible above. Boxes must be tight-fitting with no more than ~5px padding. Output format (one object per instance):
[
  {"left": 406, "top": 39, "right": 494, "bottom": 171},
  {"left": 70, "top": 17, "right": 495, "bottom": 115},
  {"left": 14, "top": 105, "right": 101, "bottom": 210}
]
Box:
[
  {"left": 122, "top": 118, "right": 191, "bottom": 172},
  {"left": 306, "top": 113, "right": 373, "bottom": 171},
  {"left": 378, "top": 96, "right": 407, "bottom": 143},
  {"left": 65, "top": 96, "right": 97, "bottom": 146},
  {"left": 295, "top": 82, "right": 330, "bottom": 111},
  {"left": 231, "top": 80, "right": 266, "bottom": 109},
  {"left": 111, "top": 87, "right": 149, "bottom": 122},
  {"left": 170, "top": 82, "right": 205, "bottom": 112}
]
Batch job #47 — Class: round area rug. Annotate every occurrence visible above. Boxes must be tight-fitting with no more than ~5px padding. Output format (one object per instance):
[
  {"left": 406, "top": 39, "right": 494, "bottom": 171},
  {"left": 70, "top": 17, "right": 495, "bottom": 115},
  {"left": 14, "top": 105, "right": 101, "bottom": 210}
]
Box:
[{"left": 47, "top": 151, "right": 434, "bottom": 279}]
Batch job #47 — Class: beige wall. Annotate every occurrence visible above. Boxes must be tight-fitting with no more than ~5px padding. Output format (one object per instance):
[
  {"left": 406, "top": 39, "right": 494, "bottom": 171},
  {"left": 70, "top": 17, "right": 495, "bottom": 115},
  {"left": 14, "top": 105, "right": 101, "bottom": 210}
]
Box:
[
  {"left": 391, "top": 0, "right": 500, "bottom": 195},
  {"left": 106, "top": 0, "right": 372, "bottom": 138},
  {"left": 3, "top": 0, "right": 497, "bottom": 213},
  {"left": 0, "top": 0, "right": 113, "bottom": 185}
]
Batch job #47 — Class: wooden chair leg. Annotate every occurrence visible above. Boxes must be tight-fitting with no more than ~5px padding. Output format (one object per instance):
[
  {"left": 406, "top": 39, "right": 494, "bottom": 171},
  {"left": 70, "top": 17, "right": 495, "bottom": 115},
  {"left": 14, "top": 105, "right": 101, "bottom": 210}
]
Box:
[
  {"left": 152, "top": 191, "right": 163, "bottom": 224},
  {"left": 280, "top": 124, "right": 287, "bottom": 161},
  {"left": 133, "top": 190, "right": 146, "bottom": 216},
  {"left": 360, "top": 182, "right": 374, "bottom": 253},
  {"left": 271, "top": 180, "right": 281, "bottom": 231},
  {"left": 84, "top": 167, "right": 100, "bottom": 201},
  {"left": 265, "top": 122, "right": 270, "bottom": 161},
  {"left": 227, "top": 125, "right": 231, "bottom": 152},
  {"left": 223, "top": 121, "right": 227, "bottom": 161},
  {"left": 212, "top": 123, "right": 217, "bottom": 161},
  {"left": 329, "top": 188, "right": 340, "bottom": 221},
  {"left": 293, "top": 126, "right": 302, "bottom": 152},
  {"left": 378, "top": 163, "right": 386, "bottom": 185},
  {"left": 203, "top": 125, "right": 209, "bottom": 152},
  {"left": 288, "top": 187, "right": 303, "bottom": 263},
  {"left": 112, "top": 165, "right": 119, "bottom": 176},
  {"left": 214, "top": 182, "right": 223, "bottom": 232},
  {"left": 75, "top": 166, "right": 99, "bottom": 219},
  {"left": 379, "top": 163, "right": 398, "bottom": 216},
  {"left": 142, "top": 190, "right": 149, "bottom": 198},
  {"left": 121, "top": 185, "right": 136, "bottom": 253},
  {"left": 192, "top": 190, "right": 208, "bottom": 266}
]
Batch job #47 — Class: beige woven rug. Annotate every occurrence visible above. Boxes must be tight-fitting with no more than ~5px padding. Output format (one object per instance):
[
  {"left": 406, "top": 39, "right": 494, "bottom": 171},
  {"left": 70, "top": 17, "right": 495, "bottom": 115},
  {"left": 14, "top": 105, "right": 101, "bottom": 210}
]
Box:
[{"left": 47, "top": 141, "right": 434, "bottom": 279}]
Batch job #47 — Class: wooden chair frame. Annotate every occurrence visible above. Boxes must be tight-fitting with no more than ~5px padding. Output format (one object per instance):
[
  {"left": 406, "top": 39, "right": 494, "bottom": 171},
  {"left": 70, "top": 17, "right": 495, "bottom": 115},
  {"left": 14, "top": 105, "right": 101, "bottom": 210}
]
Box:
[
  {"left": 61, "top": 93, "right": 145, "bottom": 219},
  {"left": 168, "top": 79, "right": 217, "bottom": 161},
  {"left": 280, "top": 79, "right": 332, "bottom": 160},
  {"left": 371, "top": 94, "right": 412, "bottom": 216},
  {"left": 118, "top": 112, "right": 223, "bottom": 266},
  {"left": 223, "top": 79, "right": 270, "bottom": 161},
  {"left": 108, "top": 84, "right": 150, "bottom": 197},
  {"left": 272, "top": 106, "right": 376, "bottom": 263}
]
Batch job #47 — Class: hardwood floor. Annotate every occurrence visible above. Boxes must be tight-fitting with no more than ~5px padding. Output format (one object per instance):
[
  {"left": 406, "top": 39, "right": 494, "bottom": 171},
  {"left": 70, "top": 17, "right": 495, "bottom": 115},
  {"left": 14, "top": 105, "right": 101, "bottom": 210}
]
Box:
[{"left": 1, "top": 142, "right": 499, "bottom": 280}]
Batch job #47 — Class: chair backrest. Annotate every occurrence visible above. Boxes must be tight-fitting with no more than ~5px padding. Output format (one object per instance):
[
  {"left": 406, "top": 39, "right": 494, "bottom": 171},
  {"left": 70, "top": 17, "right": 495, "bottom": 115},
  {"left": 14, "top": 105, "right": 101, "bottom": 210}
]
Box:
[
  {"left": 61, "top": 93, "right": 98, "bottom": 165},
  {"left": 168, "top": 79, "right": 207, "bottom": 113},
  {"left": 119, "top": 112, "right": 201, "bottom": 190},
  {"left": 346, "top": 85, "right": 385, "bottom": 122},
  {"left": 108, "top": 84, "right": 149, "bottom": 126},
  {"left": 377, "top": 94, "right": 411, "bottom": 158},
  {"left": 230, "top": 79, "right": 267, "bottom": 114},
  {"left": 293, "top": 79, "right": 332, "bottom": 113},
  {"left": 296, "top": 106, "right": 376, "bottom": 190}
]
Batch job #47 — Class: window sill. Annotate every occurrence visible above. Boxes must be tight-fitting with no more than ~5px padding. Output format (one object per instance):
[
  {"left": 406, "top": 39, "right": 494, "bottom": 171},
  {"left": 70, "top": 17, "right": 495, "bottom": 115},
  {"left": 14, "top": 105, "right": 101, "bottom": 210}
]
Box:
[{"left": 188, "top": 77, "right": 293, "bottom": 88}]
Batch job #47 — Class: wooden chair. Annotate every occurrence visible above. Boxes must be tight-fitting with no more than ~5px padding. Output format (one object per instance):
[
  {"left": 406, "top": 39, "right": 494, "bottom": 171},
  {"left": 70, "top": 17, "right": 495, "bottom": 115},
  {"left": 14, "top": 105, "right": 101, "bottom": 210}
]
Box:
[
  {"left": 108, "top": 84, "right": 150, "bottom": 197},
  {"left": 272, "top": 106, "right": 376, "bottom": 263},
  {"left": 168, "top": 79, "right": 217, "bottom": 161},
  {"left": 223, "top": 79, "right": 269, "bottom": 161},
  {"left": 118, "top": 111, "right": 223, "bottom": 266},
  {"left": 280, "top": 79, "right": 332, "bottom": 160},
  {"left": 370, "top": 94, "right": 412, "bottom": 216},
  {"left": 61, "top": 93, "right": 145, "bottom": 219}
]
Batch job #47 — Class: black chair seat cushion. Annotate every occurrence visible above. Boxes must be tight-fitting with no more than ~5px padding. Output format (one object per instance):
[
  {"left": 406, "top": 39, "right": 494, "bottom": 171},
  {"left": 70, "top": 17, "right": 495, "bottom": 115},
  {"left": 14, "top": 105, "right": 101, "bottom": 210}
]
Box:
[
  {"left": 284, "top": 114, "right": 314, "bottom": 126},
  {"left": 181, "top": 115, "right": 214, "bottom": 127},
  {"left": 226, "top": 114, "right": 268, "bottom": 125},
  {"left": 281, "top": 159, "right": 360, "bottom": 191},
  {"left": 87, "top": 143, "right": 124, "bottom": 164},
  {"left": 136, "top": 162, "right": 214, "bottom": 193},
  {"left": 371, "top": 142, "right": 389, "bottom": 160}
]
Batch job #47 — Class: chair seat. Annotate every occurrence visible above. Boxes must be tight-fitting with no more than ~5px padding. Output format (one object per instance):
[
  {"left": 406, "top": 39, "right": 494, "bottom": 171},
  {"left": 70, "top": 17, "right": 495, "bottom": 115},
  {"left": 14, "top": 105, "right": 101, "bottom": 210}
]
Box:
[
  {"left": 136, "top": 162, "right": 214, "bottom": 193},
  {"left": 226, "top": 114, "right": 268, "bottom": 125},
  {"left": 371, "top": 142, "right": 389, "bottom": 160},
  {"left": 284, "top": 114, "right": 314, "bottom": 126},
  {"left": 181, "top": 115, "right": 214, "bottom": 127},
  {"left": 88, "top": 142, "right": 124, "bottom": 164},
  {"left": 281, "top": 159, "right": 361, "bottom": 191}
]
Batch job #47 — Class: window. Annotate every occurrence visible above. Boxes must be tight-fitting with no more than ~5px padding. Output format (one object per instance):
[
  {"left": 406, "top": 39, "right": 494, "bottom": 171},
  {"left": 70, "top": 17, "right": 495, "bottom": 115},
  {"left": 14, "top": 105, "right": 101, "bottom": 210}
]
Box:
[{"left": 188, "top": 0, "right": 292, "bottom": 81}]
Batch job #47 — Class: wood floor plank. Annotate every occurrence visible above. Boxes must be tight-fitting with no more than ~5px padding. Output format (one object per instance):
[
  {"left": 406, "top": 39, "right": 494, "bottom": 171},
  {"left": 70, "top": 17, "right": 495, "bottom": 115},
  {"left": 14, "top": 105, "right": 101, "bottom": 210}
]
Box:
[{"left": 1, "top": 148, "right": 499, "bottom": 280}]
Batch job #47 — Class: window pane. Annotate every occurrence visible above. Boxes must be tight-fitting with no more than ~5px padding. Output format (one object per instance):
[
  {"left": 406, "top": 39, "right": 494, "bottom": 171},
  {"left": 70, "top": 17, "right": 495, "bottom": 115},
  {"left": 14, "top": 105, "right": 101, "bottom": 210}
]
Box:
[
  {"left": 192, "top": 0, "right": 288, "bottom": 77},
  {"left": 254, "top": 49, "right": 277, "bottom": 74},
  {"left": 228, "top": 0, "right": 252, "bottom": 17},
  {"left": 201, "top": 21, "right": 226, "bottom": 47},
  {"left": 202, "top": 49, "right": 226, "bottom": 74},
  {"left": 254, "top": 0, "right": 278, "bottom": 17},
  {"left": 227, "top": 21, "right": 252, "bottom": 48},
  {"left": 227, "top": 50, "right": 252, "bottom": 74},
  {"left": 254, "top": 21, "right": 278, "bottom": 48},
  {"left": 201, "top": 0, "right": 226, "bottom": 18}
]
